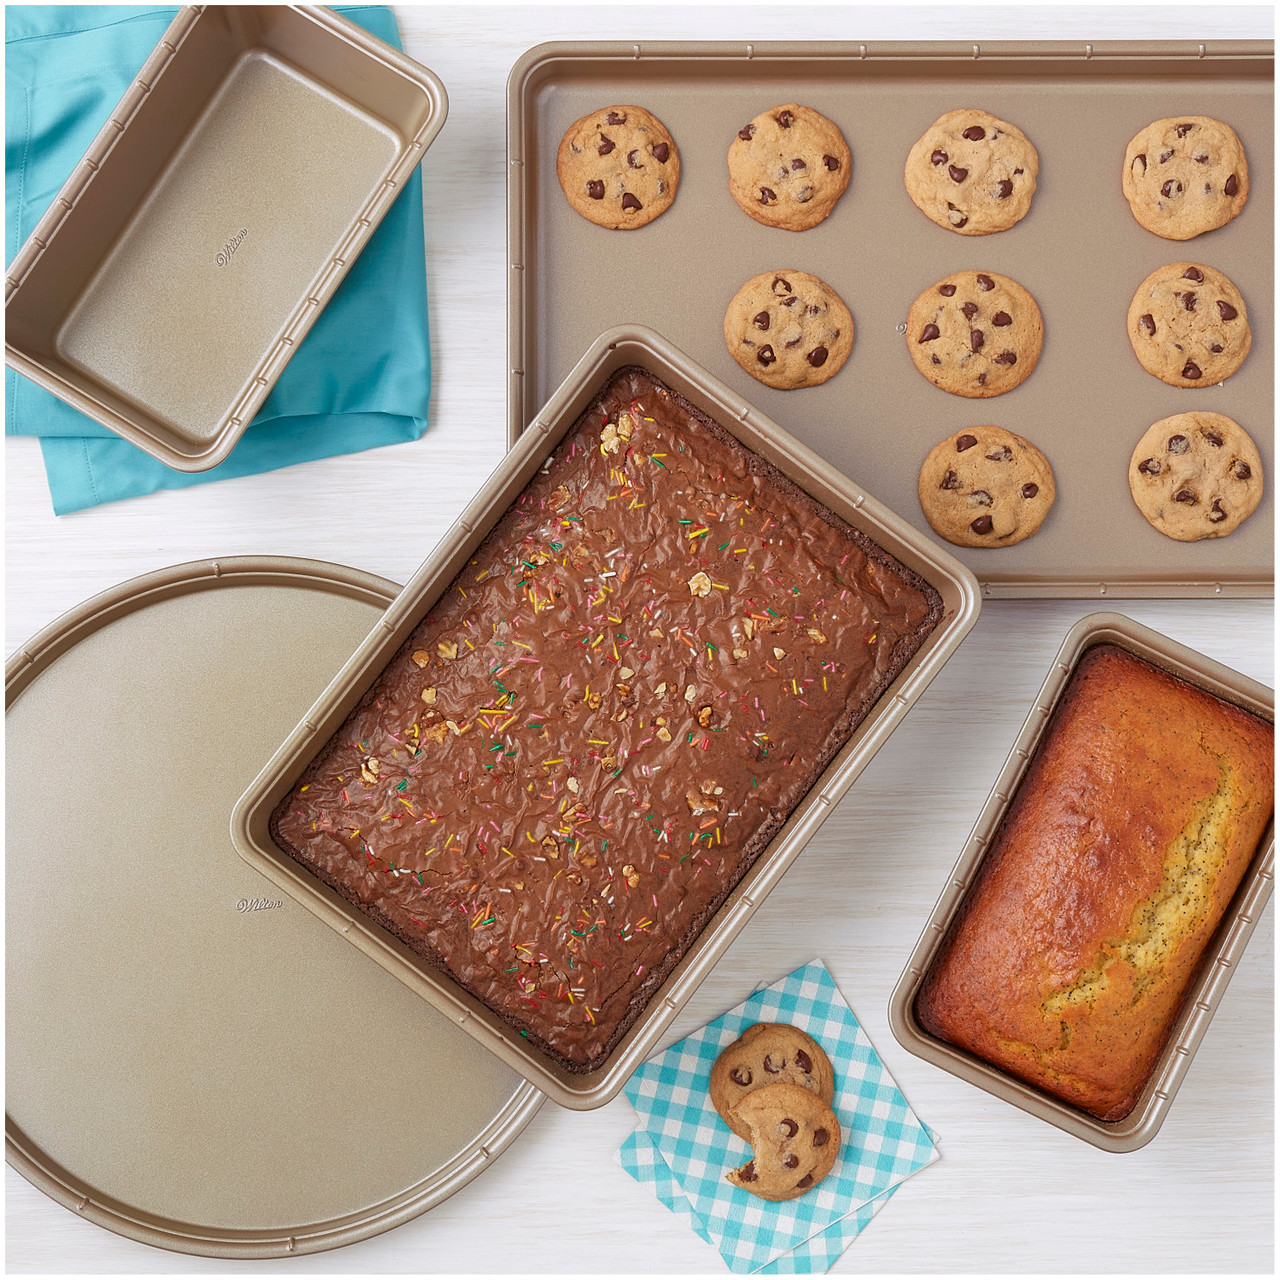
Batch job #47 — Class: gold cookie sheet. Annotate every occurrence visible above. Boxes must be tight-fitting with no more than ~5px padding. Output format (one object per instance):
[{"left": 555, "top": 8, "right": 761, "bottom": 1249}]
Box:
[{"left": 507, "top": 40, "right": 1273, "bottom": 596}]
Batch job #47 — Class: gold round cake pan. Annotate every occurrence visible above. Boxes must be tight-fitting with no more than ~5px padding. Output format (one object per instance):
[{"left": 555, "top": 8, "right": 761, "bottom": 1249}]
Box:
[{"left": 6, "top": 557, "right": 542, "bottom": 1258}]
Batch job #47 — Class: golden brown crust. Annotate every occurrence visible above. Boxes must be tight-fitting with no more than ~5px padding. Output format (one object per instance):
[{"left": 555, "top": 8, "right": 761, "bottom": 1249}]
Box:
[{"left": 917, "top": 644, "right": 1273, "bottom": 1121}]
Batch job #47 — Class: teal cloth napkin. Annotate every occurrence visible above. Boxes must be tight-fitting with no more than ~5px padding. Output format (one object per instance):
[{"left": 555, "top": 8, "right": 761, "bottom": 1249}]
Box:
[
  {"left": 620, "top": 961, "right": 940, "bottom": 1273},
  {"left": 5, "top": 5, "right": 431, "bottom": 514}
]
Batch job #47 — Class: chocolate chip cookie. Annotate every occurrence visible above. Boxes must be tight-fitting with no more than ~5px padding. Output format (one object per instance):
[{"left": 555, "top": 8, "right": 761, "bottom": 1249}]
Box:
[
  {"left": 1123, "top": 116, "right": 1249, "bottom": 240},
  {"left": 904, "top": 108, "right": 1039, "bottom": 235},
  {"left": 727, "top": 104, "right": 851, "bottom": 231},
  {"left": 724, "top": 270, "right": 854, "bottom": 389},
  {"left": 1128, "top": 412, "right": 1263, "bottom": 541},
  {"left": 556, "top": 105, "right": 680, "bottom": 229},
  {"left": 1126, "top": 262, "right": 1251, "bottom": 387},
  {"left": 918, "top": 425, "right": 1056, "bottom": 547},
  {"left": 710, "top": 1023, "right": 835, "bottom": 1140},
  {"left": 906, "top": 271, "right": 1042, "bottom": 398},
  {"left": 725, "top": 1083, "right": 841, "bottom": 1202}
]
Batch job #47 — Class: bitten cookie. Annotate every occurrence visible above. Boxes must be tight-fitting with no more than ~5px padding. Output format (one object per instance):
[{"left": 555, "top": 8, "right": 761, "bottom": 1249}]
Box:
[
  {"left": 725, "top": 1083, "right": 841, "bottom": 1202},
  {"left": 904, "top": 108, "right": 1039, "bottom": 235},
  {"left": 906, "top": 271, "right": 1042, "bottom": 397},
  {"left": 556, "top": 105, "right": 680, "bottom": 229},
  {"left": 1127, "top": 262, "right": 1251, "bottom": 387},
  {"left": 727, "top": 104, "right": 851, "bottom": 231},
  {"left": 919, "top": 425, "right": 1056, "bottom": 548},
  {"left": 1122, "top": 116, "right": 1249, "bottom": 240},
  {"left": 710, "top": 1023, "right": 836, "bottom": 1140},
  {"left": 724, "top": 270, "right": 854, "bottom": 389},
  {"left": 1128, "top": 412, "right": 1263, "bottom": 541}
]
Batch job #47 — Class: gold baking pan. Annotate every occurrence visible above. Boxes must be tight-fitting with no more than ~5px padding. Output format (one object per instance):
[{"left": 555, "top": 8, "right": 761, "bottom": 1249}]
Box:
[
  {"left": 889, "top": 610, "right": 1274, "bottom": 1152},
  {"left": 4, "top": 6, "right": 446, "bottom": 471},
  {"left": 232, "top": 324, "right": 982, "bottom": 1109},
  {"left": 6, "top": 557, "right": 541, "bottom": 1258},
  {"left": 508, "top": 40, "right": 1273, "bottom": 597}
]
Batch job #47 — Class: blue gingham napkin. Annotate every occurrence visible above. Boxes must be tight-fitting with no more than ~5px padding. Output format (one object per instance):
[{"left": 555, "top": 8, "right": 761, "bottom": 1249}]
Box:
[{"left": 620, "top": 960, "right": 939, "bottom": 1273}]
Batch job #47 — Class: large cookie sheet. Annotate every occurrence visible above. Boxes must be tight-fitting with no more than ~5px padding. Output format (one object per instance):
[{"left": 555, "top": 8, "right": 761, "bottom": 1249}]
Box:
[{"left": 508, "top": 40, "right": 1273, "bottom": 597}]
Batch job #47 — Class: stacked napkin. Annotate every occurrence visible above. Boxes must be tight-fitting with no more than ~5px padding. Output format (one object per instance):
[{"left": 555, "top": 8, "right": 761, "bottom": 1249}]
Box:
[
  {"left": 620, "top": 960, "right": 938, "bottom": 1272},
  {"left": 5, "top": 5, "right": 431, "bottom": 513}
]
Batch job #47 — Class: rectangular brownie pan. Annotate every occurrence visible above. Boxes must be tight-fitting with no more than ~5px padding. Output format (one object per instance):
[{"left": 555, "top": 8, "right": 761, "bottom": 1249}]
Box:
[
  {"left": 889, "top": 611, "right": 1274, "bottom": 1151},
  {"left": 4, "top": 5, "right": 446, "bottom": 471},
  {"left": 232, "top": 324, "right": 981, "bottom": 1108},
  {"left": 508, "top": 40, "right": 1272, "bottom": 597}
]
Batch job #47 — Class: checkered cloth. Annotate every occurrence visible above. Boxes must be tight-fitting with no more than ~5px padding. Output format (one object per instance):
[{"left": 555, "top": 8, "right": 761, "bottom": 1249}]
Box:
[{"left": 619, "top": 960, "right": 939, "bottom": 1272}]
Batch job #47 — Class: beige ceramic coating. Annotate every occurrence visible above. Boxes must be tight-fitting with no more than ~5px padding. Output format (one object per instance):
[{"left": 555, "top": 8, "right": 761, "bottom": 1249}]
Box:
[
  {"left": 507, "top": 41, "right": 1273, "bottom": 596},
  {"left": 6, "top": 558, "right": 541, "bottom": 1258},
  {"left": 4, "top": 7, "right": 447, "bottom": 471},
  {"left": 233, "top": 326, "right": 981, "bottom": 1110},
  {"left": 890, "top": 612, "right": 1275, "bottom": 1153}
]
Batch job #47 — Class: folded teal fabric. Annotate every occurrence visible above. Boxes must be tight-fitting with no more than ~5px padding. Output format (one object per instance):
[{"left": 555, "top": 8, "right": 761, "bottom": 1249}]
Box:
[{"left": 5, "top": 5, "right": 431, "bottom": 514}]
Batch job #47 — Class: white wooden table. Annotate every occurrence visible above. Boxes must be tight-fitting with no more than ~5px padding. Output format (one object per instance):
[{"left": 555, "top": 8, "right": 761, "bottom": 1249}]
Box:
[{"left": 6, "top": 5, "right": 1273, "bottom": 1273}]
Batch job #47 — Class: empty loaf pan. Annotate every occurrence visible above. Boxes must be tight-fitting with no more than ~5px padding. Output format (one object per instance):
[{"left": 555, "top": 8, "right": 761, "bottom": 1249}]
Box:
[
  {"left": 4, "top": 5, "right": 446, "bottom": 471},
  {"left": 890, "top": 611, "right": 1275, "bottom": 1152},
  {"left": 232, "top": 324, "right": 982, "bottom": 1108}
]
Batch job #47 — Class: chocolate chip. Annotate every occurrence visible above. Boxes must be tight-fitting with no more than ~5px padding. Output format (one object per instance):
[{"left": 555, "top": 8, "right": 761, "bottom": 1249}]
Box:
[
  {"left": 931, "top": 149, "right": 948, "bottom": 166},
  {"left": 777, "top": 109, "right": 794, "bottom": 128},
  {"left": 1175, "top": 489, "right": 1198, "bottom": 505},
  {"left": 621, "top": 193, "right": 642, "bottom": 212},
  {"left": 1022, "top": 483, "right": 1039, "bottom": 498},
  {"left": 1182, "top": 361, "right": 1202, "bottom": 379},
  {"left": 1013, "top": 166, "right": 1024, "bottom": 175},
  {"left": 791, "top": 157, "right": 807, "bottom": 170},
  {"left": 1234, "top": 461, "right": 1252, "bottom": 480},
  {"left": 1134, "top": 153, "right": 1147, "bottom": 174},
  {"left": 1204, "top": 430, "right": 1224, "bottom": 447},
  {"left": 738, "top": 124, "right": 755, "bottom": 142},
  {"left": 1205, "top": 183, "right": 1212, "bottom": 193},
  {"left": 806, "top": 346, "right": 829, "bottom": 368},
  {"left": 1225, "top": 173, "right": 1239, "bottom": 196},
  {"left": 627, "top": 149, "right": 643, "bottom": 168},
  {"left": 1138, "top": 458, "right": 1161, "bottom": 476},
  {"left": 1209, "top": 499, "right": 1227, "bottom": 522},
  {"left": 992, "top": 311, "right": 1012, "bottom": 327},
  {"left": 1159, "top": 149, "right": 1174, "bottom": 163},
  {"left": 1182, "top": 267, "right": 1205, "bottom": 282},
  {"left": 764, "top": 1053, "right": 784, "bottom": 1073},
  {"left": 1161, "top": 179, "right": 1182, "bottom": 197},
  {"left": 931, "top": 355, "right": 941, "bottom": 365},
  {"left": 1180, "top": 291, "right": 1197, "bottom": 311},
  {"left": 772, "top": 276, "right": 792, "bottom": 294},
  {"left": 1210, "top": 343, "right": 1223, "bottom": 353},
  {"left": 1138, "top": 313, "right": 1156, "bottom": 336},
  {"left": 753, "top": 311, "right": 770, "bottom": 331},
  {"left": 1195, "top": 153, "right": 1209, "bottom": 164},
  {"left": 796, "top": 1174, "right": 814, "bottom": 1189},
  {"left": 919, "top": 323, "right": 940, "bottom": 343},
  {"left": 780, "top": 1118, "right": 798, "bottom": 1137},
  {"left": 1217, "top": 300, "right": 1238, "bottom": 321},
  {"left": 606, "top": 111, "right": 626, "bottom": 125},
  {"left": 587, "top": 180, "right": 605, "bottom": 200},
  {"left": 784, "top": 333, "right": 802, "bottom": 349},
  {"left": 807, "top": 304, "right": 822, "bottom": 315},
  {"left": 962, "top": 125, "right": 986, "bottom": 141},
  {"left": 995, "top": 179, "right": 1013, "bottom": 199},
  {"left": 1176, "top": 122, "right": 1194, "bottom": 137},
  {"left": 759, "top": 187, "right": 777, "bottom": 204},
  {"left": 972, "top": 489, "right": 993, "bottom": 506},
  {"left": 939, "top": 284, "right": 957, "bottom": 297},
  {"left": 1168, "top": 435, "right": 1190, "bottom": 453},
  {"left": 780, "top": 296, "right": 798, "bottom": 308},
  {"left": 823, "top": 154, "right": 840, "bottom": 171},
  {"left": 812, "top": 1128, "right": 829, "bottom": 1148},
  {"left": 793, "top": 1050, "right": 812, "bottom": 1072},
  {"left": 977, "top": 372, "right": 987, "bottom": 385},
  {"left": 986, "top": 445, "right": 1013, "bottom": 461},
  {"left": 652, "top": 141, "right": 670, "bottom": 162},
  {"left": 948, "top": 164, "right": 969, "bottom": 183},
  {"left": 597, "top": 136, "right": 615, "bottom": 156},
  {"left": 956, "top": 434, "right": 978, "bottom": 452},
  {"left": 976, "top": 274, "right": 994, "bottom": 291},
  {"left": 730, "top": 1066, "right": 752, "bottom": 1086},
  {"left": 962, "top": 301, "right": 978, "bottom": 320},
  {"left": 757, "top": 345, "right": 776, "bottom": 366},
  {"left": 970, "top": 515, "right": 994, "bottom": 535},
  {"left": 781, "top": 1154, "right": 801, "bottom": 1170},
  {"left": 940, "top": 469, "right": 960, "bottom": 490},
  {"left": 740, "top": 1161, "right": 757, "bottom": 1182},
  {"left": 970, "top": 329, "right": 984, "bottom": 352},
  {"left": 947, "top": 205, "right": 968, "bottom": 229}
]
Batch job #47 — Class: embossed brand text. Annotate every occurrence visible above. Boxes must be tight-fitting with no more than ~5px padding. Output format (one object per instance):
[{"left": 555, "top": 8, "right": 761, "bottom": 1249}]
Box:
[
  {"left": 237, "top": 896, "right": 283, "bottom": 913},
  {"left": 216, "top": 227, "right": 248, "bottom": 267}
]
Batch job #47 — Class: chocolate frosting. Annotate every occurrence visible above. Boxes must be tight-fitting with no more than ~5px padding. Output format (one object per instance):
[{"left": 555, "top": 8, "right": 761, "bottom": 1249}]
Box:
[{"left": 272, "top": 369, "right": 940, "bottom": 1069}]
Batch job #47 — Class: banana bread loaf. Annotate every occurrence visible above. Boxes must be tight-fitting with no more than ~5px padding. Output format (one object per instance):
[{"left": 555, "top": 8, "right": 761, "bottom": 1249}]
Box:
[{"left": 917, "top": 643, "right": 1273, "bottom": 1121}]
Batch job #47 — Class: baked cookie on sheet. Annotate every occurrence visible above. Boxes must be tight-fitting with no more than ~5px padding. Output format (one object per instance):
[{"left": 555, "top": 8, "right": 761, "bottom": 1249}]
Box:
[
  {"left": 904, "top": 108, "right": 1039, "bottom": 235},
  {"left": 906, "top": 270, "right": 1042, "bottom": 398},
  {"left": 710, "top": 1023, "right": 836, "bottom": 1140},
  {"left": 1122, "top": 115, "right": 1249, "bottom": 240},
  {"left": 727, "top": 104, "right": 851, "bottom": 231},
  {"left": 556, "top": 104, "right": 680, "bottom": 229},
  {"left": 918, "top": 425, "right": 1056, "bottom": 548},
  {"left": 1128, "top": 411, "right": 1263, "bottom": 541},
  {"left": 724, "top": 269, "right": 854, "bottom": 389},
  {"left": 724, "top": 1082, "right": 841, "bottom": 1202},
  {"left": 1126, "top": 262, "right": 1251, "bottom": 387}
]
